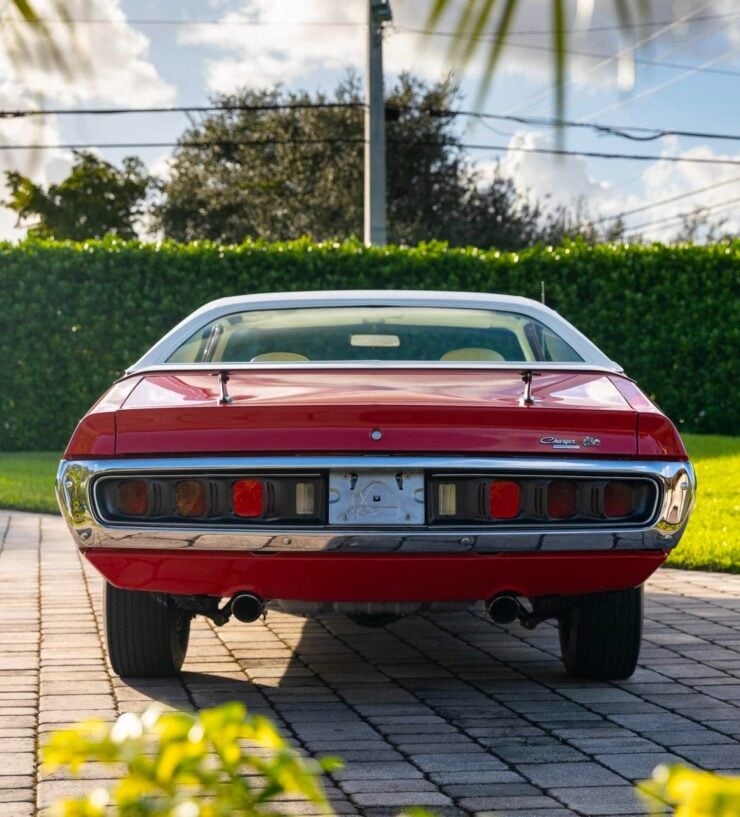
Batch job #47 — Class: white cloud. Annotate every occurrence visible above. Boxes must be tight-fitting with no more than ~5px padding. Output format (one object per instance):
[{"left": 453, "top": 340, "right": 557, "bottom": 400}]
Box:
[
  {"left": 497, "top": 131, "right": 740, "bottom": 241},
  {"left": 0, "top": 0, "right": 176, "bottom": 105},
  {"left": 181, "top": 0, "right": 366, "bottom": 93},
  {"left": 637, "top": 141, "right": 740, "bottom": 240},
  {"left": 499, "top": 130, "right": 615, "bottom": 206},
  {"left": 0, "top": 0, "right": 176, "bottom": 240},
  {"left": 0, "top": 87, "right": 73, "bottom": 241},
  {"left": 417, "top": 0, "right": 740, "bottom": 110},
  {"left": 181, "top": 0, "right": 740, "bottom": 100},
  {"left": 179, "top": 0, "right": 740, "bottom": 122}
]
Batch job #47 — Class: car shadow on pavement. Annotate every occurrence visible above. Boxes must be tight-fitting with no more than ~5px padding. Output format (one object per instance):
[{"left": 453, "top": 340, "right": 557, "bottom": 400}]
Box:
[{"left": 120, "top": 598, "right": 740, "bottom": 808}]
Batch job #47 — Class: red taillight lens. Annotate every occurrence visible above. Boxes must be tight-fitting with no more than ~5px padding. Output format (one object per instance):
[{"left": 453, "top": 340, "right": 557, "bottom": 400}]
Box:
[
  {"left": 176, "top": 480, "right": 206, "bottom": 517},
  {"left": 489, "top": 481, "right": 521, "bottom": 519},
  {"left": 547, "top": 481, "right": 577, "bottom": 519},
  {"left": 117, "top": 480, "right": 149, "bottom": 516},
  {"left": 233, "top": 479, "right": 264, "bottom": 518},
  {"left": 604, "top": 481, "right": 633, "bottom": 517}
]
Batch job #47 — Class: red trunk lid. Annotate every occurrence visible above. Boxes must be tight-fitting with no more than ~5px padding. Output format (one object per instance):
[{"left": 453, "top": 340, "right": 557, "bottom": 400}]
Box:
[{"left": 114, "top": 369, "right": 639, "bottom": 456}]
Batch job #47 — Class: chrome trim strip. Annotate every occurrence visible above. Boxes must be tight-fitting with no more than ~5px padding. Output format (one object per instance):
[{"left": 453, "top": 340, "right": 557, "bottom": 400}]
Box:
[
  {"left": 128, "top": 362, "right": 622, "bottom": 375},
  {"left": 56, "top": 456, "right": 695, "bottom": 554}
]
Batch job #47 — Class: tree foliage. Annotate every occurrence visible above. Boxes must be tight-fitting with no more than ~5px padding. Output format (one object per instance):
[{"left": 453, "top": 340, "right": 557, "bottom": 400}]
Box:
[
  {"left": 1, "top": 238, "right": 736, "bottom": 452},
  {"left": 42, "top": 702, "right": 340, "bottom": 817},
  {"left": 156, "top": 75, "right": 563, "bottom": 250},
  {"left": 4, "top": 151, "right": 154, "bottom": 240},
  {"left": 640, "top": 764, "right": 740, "bottom": 817}
]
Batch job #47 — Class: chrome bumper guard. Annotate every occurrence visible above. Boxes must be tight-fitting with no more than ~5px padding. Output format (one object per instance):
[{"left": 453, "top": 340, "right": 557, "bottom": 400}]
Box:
[{"left": 56, "top": 456, "right": 695, "bottom": 554}]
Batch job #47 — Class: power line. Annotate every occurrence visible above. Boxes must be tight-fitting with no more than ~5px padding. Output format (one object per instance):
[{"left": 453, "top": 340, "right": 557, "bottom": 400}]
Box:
[
  {"left": 0, "top": 102, "right": 363, "bottom": 119},
  {"left": 0, "top": 138, "right": 365, "bottom": 150},
  {"left": 5, "top": 101, "right": 740, "bottom": 145},
  {"left": 457, "top": 142, "right": 740, "bottom": 166},
  {"left": 624, "top": 194, "right": 740, "bottom": 233},
  {"left": 501, "top": 1, "right": 719, "bottom": 116},
  {"left": 590, "top": 174, "right": 740, "bottom": 224},
  {"left": 447, "top": 109, "right": 740, "bottom": 143},
  {"left": 582, "top": 46, "right": 737, "bottom": 121},
  {"left": 504, "top": 11, "right": 740, "bottom": 35},
  {"left": 394, "top": 26, "right": 740, "bottom": 80},
  {"left": 0, "top": 16, "right": 367, "bottom": 28},
  {"left": 4, "top": 10, "right": 739, "bottom": 33},
  {"left": 2, "top": 136, "right": 740, "bottom": 167}
]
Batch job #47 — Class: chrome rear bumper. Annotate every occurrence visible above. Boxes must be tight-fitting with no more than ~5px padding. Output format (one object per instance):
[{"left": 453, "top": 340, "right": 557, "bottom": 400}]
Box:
[{"left": 56, "top": 456, "right": 695, "bottom": 554}]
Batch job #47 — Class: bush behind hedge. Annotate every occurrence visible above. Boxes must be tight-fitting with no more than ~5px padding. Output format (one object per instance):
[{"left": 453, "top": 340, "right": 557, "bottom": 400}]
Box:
[{"left": 0, "top": 237, "right": 737, "bottom": 451}]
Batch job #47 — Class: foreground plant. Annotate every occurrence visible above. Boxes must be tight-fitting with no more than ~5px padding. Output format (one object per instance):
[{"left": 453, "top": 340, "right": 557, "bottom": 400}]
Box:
[
  {"left": 41, "top": 702, "right": 340, "bottom": 817},
  {"left": 640, "top": 764, "right": 740, "bottom": 816}
]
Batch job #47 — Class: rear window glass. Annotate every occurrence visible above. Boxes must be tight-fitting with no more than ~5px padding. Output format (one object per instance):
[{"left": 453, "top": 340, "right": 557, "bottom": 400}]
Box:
[{"left": 167, "top": 306, "right": 583, "bottom": 364}]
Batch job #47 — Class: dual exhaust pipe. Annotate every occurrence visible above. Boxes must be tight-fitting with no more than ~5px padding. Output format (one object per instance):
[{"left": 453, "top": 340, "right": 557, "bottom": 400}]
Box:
[
  {"left": 230, "top": 592, "right": 265, "bottom": 623},
  {"left": 486, "top": 593, "right": 524, "bottom": 625},
  {"left": 230, "top": 591, "right": 523, "bottom": 626}
]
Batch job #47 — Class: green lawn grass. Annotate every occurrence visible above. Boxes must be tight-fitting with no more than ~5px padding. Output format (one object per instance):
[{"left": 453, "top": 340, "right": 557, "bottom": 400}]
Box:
[
  {"left": 0, "top": 451, "right": 61, "bottom": 514},
  {"left": 1, "top": 435, "right": 738, "bottom": 571},
  {"left": 666, "top": 434, "right": 740, "bottom": 573}
]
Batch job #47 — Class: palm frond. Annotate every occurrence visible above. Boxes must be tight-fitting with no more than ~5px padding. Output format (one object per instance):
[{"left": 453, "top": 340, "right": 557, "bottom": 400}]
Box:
[{"left": 424, "top": 0, "right": 651, "bottom": 123}]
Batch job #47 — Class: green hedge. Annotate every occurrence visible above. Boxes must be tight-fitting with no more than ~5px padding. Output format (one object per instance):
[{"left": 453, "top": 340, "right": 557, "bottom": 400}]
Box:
[{"left": 0, "top": 238, "right": 737, "bottom": 451}]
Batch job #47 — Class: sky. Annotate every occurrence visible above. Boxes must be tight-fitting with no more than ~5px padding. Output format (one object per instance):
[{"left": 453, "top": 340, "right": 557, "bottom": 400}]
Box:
[{"left": 1, "top": 0, "right": 739, "bottom": 242}]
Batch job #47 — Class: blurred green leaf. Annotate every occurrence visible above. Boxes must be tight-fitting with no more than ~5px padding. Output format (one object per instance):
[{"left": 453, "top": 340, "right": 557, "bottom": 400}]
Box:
[
  {"left": 423, "top": 0, "right": 650, "bottom": 120},
  {"left": 41, "top": 703, "right": 340, "bottom": 817},
  {"left": 639, "top": 764, "right": 740, "bottom": 816}
]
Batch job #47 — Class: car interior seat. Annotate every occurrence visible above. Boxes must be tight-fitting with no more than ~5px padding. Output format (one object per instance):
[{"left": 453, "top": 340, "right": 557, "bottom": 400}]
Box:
[
  {"left": 440, "top": 348, "right": 505, "bottom": 361},
  {"left": 250, "top": 352, "right": 310, "bottom": 362}
]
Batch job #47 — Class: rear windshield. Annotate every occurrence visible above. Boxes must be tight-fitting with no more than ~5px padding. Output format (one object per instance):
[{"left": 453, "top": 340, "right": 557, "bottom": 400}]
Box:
[{"left": 167, "top": 306, "right": 583, "bottom": 364}]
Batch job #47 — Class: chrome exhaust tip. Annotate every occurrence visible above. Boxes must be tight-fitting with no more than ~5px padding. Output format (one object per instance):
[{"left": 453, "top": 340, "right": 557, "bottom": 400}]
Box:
[
  {"left": 486, "top": 594, "right": 522, "bottom": 625},
  {"left": 230, "top": 593, "right": 265, "bottom": 623}
]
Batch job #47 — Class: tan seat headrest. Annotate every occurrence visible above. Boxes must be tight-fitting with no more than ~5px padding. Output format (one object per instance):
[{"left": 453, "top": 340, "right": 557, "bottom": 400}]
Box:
[
  {"left": 440, "top": 347, "right": 505, "bottom": 361},
  {"left": 250, "top": 352, "right": 310, "bottom": 362}
]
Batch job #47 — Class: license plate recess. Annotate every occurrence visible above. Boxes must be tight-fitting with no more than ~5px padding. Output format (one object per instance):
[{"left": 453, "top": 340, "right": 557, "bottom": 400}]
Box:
[{"left": 328, "top": 470, "right": 425, "bottom": 526}]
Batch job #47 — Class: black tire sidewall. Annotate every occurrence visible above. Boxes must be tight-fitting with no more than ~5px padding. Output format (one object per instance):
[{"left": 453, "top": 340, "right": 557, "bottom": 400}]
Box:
[
  {"left": 104, "top": 583, "right": 191, "bottom": 678},
  {"left": 558, "top": 586, "right": 643, "bottom": 680}
]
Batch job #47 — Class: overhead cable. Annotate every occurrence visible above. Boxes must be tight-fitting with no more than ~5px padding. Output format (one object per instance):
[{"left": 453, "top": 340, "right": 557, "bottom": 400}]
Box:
[
  {"left": 623, "top": 194, "right": 740, "bottom": 233},
  {"left": 589, "top": 174, "right": 740, "bottom": 225},
  {"left": 2, "top": 136, "right": 740, "bottom": 167},
  {"left": 4, "top": 102, "right": 740, "bottom": 145},
  {"left": 394, "top": 27, "right": 740, "bottom": 80},
  {"left": 3, "top": 11, "right": 740, "bottom": 33}
]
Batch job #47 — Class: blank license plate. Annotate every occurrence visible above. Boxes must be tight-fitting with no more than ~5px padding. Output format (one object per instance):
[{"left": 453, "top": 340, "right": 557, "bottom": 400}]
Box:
[{"left": 328, "top": 471, "right": 425, "bottom": 526}]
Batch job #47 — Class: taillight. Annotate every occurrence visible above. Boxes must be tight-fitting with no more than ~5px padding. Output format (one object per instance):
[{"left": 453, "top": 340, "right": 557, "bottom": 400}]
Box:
[
  {"left": 489, "top": 481, "right": 520, "bottom": 519},
  {"left": 176, "top": 480, "right": 206, "bottom": 517},
  {"left": 117, "top": 480, "right": 149, "bottom": 516},
  {"left": 296, "top": 482, "right": 315, "bottom": 515},
  {"left": 604, "top": 482, "right": 633, "bottom": 517},
  {"left": 547, "top": 481, "right": 577, "bottom": 519},
  {"left": 233, "top": 479, "right": 264, "bottom": 518},
  {"left": 438, "top": 483, "right": 457, "bottom": 516}
]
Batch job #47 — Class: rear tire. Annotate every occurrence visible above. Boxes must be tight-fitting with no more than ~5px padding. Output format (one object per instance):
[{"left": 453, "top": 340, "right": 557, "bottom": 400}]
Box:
[
  {"left": 558, "top": 586, "right": 643, "bottom": 680},
  {"left": 104, "top": 583, "right": 191, "bottom": 678}
]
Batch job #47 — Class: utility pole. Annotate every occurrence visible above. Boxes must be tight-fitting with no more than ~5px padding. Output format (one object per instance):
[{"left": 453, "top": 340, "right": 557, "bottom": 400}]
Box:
[{"left": 364, "top": 0, "right": 392, "bottom": 246}]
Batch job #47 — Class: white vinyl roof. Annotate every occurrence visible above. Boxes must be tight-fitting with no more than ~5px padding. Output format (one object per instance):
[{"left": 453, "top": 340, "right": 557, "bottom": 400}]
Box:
[{"left": 129, "top": 290, "right": 620, "bottom": 372}]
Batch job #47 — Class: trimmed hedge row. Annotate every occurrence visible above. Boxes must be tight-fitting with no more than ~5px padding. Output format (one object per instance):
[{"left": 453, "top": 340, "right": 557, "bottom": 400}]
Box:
[{"left": 0, "top": 237, "right": 737, "bottom": 451}]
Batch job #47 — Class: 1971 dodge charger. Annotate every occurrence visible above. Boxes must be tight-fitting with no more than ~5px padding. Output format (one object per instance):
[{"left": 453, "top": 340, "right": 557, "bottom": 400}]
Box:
[{"left": 57, "top": 290, "right": 695, "bottom": 680}]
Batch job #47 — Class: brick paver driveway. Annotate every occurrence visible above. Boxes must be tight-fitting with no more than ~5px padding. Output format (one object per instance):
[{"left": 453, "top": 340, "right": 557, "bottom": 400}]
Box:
[{"left": 2, "top": 511, "right": 739, "bottom": 817}]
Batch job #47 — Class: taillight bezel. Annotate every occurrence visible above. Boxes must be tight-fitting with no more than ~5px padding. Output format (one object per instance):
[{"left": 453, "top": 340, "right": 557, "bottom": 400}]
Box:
[
  {"left": 94, "top": 473, "right": 326, "bottom": 526},
  {"left": 427, "top": 473, "right": 657, "bottom": 527},
  {"left": 93, "top": 471, "right": 659, "bottom": 530}
]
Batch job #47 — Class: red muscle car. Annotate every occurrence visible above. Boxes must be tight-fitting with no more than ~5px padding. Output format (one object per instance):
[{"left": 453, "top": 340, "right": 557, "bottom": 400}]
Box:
[{"left": 56, "top": 291, "right": 695, "bottom": 680}]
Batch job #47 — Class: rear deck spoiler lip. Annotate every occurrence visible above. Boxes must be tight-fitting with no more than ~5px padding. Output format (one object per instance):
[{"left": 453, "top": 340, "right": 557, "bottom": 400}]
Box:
[{"left": 123, "top": 361, "right": 625, "bottom": 377}]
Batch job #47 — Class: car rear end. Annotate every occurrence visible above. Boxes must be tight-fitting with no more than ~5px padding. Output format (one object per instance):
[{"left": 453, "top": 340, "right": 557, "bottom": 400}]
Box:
[{"left": 56, "top": 293, "right": 695, "bottom": 680}]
